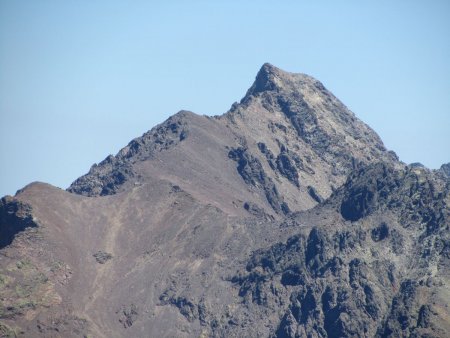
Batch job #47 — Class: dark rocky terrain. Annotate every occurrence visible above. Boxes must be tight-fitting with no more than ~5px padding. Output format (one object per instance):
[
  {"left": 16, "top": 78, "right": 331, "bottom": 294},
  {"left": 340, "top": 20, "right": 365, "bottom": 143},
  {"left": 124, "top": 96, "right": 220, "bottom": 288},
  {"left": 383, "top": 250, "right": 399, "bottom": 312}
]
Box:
[{"left": 1, "top": 64, "right": 448, "bottom": 337}]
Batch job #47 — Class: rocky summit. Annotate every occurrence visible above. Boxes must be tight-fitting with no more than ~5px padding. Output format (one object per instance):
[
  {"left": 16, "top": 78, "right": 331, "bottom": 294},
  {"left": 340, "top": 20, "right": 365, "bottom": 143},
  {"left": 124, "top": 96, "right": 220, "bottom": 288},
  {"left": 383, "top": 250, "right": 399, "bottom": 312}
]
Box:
[{"left": 1, "top": 64, "right": 449, "bottom": 338}]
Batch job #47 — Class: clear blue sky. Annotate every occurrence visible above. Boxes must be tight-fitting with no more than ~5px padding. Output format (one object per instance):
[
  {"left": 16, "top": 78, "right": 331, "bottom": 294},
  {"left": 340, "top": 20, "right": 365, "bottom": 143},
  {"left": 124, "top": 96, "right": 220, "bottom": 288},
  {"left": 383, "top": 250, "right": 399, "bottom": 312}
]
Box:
[{"left": 1, "top": 1, "right": 449, "bottom": 197}]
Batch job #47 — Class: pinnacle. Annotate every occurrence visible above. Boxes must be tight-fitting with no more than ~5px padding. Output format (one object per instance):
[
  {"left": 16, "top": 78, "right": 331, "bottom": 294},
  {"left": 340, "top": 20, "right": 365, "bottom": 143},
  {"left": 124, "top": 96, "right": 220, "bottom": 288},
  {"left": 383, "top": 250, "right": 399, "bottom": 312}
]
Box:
[
  {"left": 244, "top": 63, "right": 285, "bottom": 97},
  {"left": 244, "top": 63, "right": 311, "bottom": 99}
]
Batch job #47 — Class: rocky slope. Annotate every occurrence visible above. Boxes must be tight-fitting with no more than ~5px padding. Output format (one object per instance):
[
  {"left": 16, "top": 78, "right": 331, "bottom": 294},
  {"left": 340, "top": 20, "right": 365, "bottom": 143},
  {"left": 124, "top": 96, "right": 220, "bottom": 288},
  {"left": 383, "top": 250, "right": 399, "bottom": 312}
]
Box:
[
  {"left": 0, "top": 64, "right": 448, "bottom": 337},
  {"left": 68, "top": 63, "right": 399, "bottom": 217}
]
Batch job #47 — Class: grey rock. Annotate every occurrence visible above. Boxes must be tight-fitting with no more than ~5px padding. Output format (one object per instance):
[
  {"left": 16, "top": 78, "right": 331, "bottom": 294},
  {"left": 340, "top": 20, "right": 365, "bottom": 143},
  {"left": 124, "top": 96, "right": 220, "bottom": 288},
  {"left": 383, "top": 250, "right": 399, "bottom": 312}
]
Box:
[
  {"left": 0, "top": 195, "right": 38, "bottom": 249},
  {"left": 439, "top": 162, "right": 450, "bottom": 177},
  {"left": 93, "top": 251, "right": 113, "bottom": 264},
  {"left": 228, "top": 147, "right": 290, "bottom": 215}
]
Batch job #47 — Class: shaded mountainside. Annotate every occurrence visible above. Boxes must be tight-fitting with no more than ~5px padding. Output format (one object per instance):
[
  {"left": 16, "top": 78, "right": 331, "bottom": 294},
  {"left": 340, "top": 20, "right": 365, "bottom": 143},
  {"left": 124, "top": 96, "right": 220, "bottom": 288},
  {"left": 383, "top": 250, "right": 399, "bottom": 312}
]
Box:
[
  {"left": 229, "top": 163, "right": 450, "bottom": 338},
  {"left": 0, "top": 64, "right": 448, "bottom": 337}
]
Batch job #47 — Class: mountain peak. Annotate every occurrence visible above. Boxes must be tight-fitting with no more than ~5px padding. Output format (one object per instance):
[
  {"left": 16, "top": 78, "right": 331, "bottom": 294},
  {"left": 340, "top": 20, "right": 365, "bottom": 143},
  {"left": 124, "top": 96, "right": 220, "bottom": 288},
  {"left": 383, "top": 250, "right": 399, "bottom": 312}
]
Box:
[
  {"left": 245, "top": 63, "right": 289, "bottom": 96},
  {"left": 244, "top": 63, "right": 318, "bottom": 100},
  {"left": 259, "top": 62, "right": 284, "bottom": 76}
]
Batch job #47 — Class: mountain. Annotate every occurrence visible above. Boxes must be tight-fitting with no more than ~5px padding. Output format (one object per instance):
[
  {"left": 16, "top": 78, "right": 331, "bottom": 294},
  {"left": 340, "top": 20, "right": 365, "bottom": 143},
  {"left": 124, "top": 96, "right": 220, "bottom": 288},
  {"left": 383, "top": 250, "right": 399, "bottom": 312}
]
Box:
[
  {"left": 67, "top": 64, "right": 398, "bottom": 217},
  {"left": 0, "top": 64, "right": 448, "bottom": 338}
]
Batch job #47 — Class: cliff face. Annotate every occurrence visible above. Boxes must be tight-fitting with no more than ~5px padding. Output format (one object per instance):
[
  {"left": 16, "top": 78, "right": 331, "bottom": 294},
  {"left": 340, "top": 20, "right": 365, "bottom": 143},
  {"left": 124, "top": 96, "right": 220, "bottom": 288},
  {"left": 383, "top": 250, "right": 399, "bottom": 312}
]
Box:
[{"left": 0, "top": 64, "right": 448, "bottom": 338}]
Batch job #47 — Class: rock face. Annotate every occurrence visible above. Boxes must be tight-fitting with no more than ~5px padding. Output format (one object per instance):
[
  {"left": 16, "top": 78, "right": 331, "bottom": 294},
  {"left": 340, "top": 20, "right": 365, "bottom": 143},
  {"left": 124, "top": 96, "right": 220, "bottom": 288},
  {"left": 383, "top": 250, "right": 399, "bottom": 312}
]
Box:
[
  {"left": 439, "top": 163, "right": 450, "bottom": 178},
  {"left": 67, "top": 112, "right": 190, "bottom": 197},
  {"left": 230, "top": 163, "right": 449, "bottom": 338},
  {"left": 0, "top": 196, "right": 37, "bottom": 249},
  {"left": 0, "top": 64, "right": 448, "bottom": 338}
]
